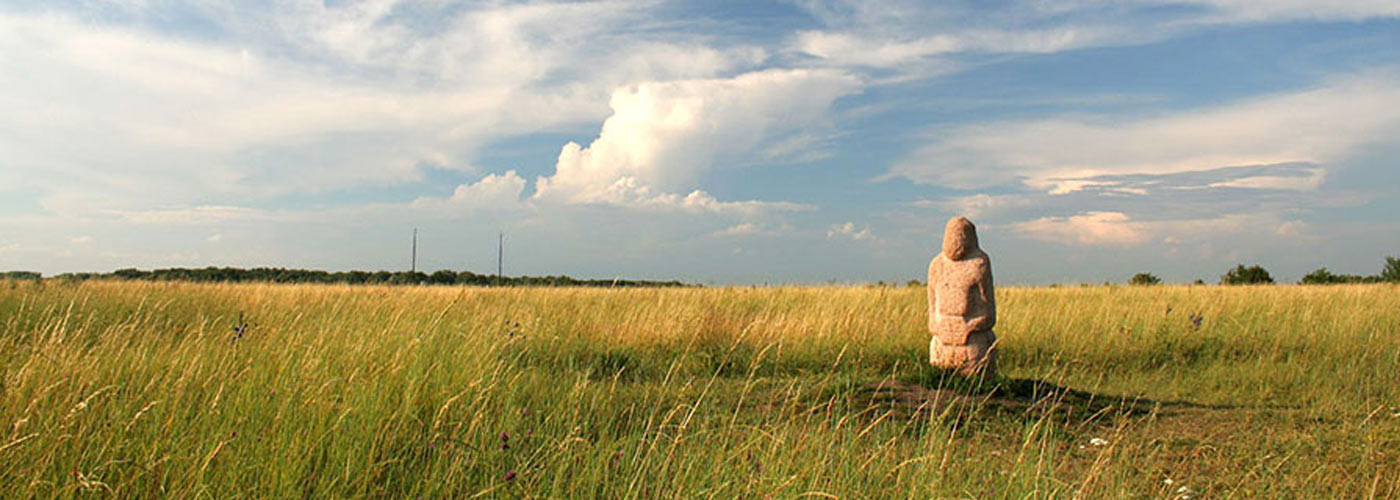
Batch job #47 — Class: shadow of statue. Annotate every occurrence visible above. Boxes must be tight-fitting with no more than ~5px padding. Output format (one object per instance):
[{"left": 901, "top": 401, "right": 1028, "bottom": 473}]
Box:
[{"left": 855, "top": 365, "right": 1291, "bottom": 427}]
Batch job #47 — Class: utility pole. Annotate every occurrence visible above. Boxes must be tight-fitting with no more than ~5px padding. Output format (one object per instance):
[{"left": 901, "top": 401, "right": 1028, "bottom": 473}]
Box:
[
  {"left": 496, "top": 232, "right": 503, "bottom": 285},
  {"left": 411, "top": 228, "right": 418, "bottom": 273}
]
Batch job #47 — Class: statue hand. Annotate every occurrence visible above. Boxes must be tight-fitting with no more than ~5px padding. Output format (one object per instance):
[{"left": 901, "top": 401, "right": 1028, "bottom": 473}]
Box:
[{"left": 936, "top": 328, "right": 971, "bottom": 346}]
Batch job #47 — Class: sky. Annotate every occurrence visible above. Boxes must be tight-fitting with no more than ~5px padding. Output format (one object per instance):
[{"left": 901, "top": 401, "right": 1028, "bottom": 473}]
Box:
[{"left": 2, "top": 0, "right": 1398, "bottom": 285}]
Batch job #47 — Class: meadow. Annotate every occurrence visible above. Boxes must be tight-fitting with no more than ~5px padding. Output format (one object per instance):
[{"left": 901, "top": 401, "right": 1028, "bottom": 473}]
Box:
[{"left": 0, "top": 280, "right": 1397, "bottom": 499}]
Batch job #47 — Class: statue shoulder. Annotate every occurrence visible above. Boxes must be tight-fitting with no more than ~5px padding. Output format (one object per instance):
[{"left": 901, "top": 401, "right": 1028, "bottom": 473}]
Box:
[
  {"left": 970, "top": 252, "right": 993, "bottom": 282},
  {"left": 928, "top": 256, "right": 945, "bottom": 283}
]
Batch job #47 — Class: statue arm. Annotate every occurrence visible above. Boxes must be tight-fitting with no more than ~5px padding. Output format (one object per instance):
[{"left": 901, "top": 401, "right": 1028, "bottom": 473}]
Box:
[
  {"left": 965, "top": 259, "right": 996, "bottom": 331},
  {"left": 937, "top": 322, "right": 973, "bottom": 344},
  {"left": 964, "top": 304, "right": 994, "bottom": 331},
  {"left": 926, "top": 261, "right": 939, "bottom": 334}
]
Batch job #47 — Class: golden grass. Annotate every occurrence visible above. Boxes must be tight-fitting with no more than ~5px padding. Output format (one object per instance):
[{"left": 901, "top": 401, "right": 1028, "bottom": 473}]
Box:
[{"left": 1, "top": 280, "right": 1397, "bottom": 498}]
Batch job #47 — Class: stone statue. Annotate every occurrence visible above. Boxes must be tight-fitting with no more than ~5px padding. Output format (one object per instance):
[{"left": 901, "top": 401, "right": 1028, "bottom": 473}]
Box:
[{"left": 928, "top": 216, "right": 997, "bottom": 376}]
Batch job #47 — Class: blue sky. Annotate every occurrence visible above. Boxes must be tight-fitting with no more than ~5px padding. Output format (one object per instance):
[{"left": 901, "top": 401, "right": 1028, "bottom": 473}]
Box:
[{"left": 2, "top": 0, "right": 1398, "bottom": 284}]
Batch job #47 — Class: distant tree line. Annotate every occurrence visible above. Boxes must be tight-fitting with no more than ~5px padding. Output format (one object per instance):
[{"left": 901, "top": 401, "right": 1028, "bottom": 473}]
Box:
[
  {"left": 0, "top": 271, "right": 41, "bottom": 281},
  {"left": 30, "top": 267, "right": 691, "bottom": 288},
  {"left": 1300, "top": 257, "right": 1400, "bottom": 284},
  {"left": 1127, "top": 256, "right": 1400, "bottom": 285}
]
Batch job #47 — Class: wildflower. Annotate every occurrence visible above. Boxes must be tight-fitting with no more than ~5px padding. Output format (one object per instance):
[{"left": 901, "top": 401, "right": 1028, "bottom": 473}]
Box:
[
  {"left": 1089, "top": 437, "right": 1108, "bottom": 447},
  {"left": 1175, "top": 485, "right": 1193, "bottom": 499},
  {"left": 504, "top": 470, "right": 517, "bottom": 482},
  {"left": 231, "top": 312, "right": 248, "bottom": 343},
  {"left": 1163, "top": 478, "right": 1174, "bottom": 485}
]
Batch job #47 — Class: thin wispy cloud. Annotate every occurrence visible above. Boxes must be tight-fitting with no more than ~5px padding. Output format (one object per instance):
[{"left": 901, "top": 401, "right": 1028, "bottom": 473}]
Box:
[
  {"left": 827, "top": 222, "right": 873, "bottom": 241},
  {"left": 888, "top": 72, "right": 1400, "bottom": 193}
]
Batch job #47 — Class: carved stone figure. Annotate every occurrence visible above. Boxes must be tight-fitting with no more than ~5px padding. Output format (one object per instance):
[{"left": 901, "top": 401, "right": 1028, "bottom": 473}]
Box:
[{"left": 928, "top": 216, "right": 996, "bottom": 376}]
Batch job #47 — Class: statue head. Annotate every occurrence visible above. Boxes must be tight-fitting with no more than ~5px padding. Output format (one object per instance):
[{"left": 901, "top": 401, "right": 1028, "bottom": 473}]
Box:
[{"left": 941, "top": 216, "right": 980, "bottom": 260}]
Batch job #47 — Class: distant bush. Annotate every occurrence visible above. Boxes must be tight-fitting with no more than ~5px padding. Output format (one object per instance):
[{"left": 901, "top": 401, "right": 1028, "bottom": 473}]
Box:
[
  {"left": 0, "top": 271, "right": 41, "bottom": 281},
  {"left": 1221, "top": 264, "right": 1273, "bottom": 285},
  {"left": 428, "top": 270, "right": 458, "bottom": 285},
  {"left": 1128, "top": 273, "right": 1161, "bottom": 286},
  {"left": 1383, "top": 256, "right": 1400, "bottom": 282},
  {"left": 1300, "top": 268, "right": 1373, "bottom": 285},
  {"left": 1301, "top": 268, "right": 1342, "bottom": 284}
]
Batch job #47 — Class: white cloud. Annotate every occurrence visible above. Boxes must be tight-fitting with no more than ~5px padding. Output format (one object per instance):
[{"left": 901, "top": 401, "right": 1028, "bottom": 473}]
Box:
[
  {"left": 1107, "top": 187, "right": 1150, "bottom": 196},
  {"left": 614, "top": 189, "right": 812, "bottom": 215},
  {"left": 1175, "top": 0, "right": 1400, "bottom": 22},
  {"left": 714, "top": 223, "right": 762, "bottom": 237},
  {"left": 827, "top": 222, "right": 873, "bottom": 240},
  {"left": 916, "top": 193, "right": 1038, "bottom": 219},
  {"left": 0, "top": 5, "right": 766, "bottom": 217},
  {"left": 533, "top": 69, "right": 859, "bottom": 210},
  {"left": 795, "top": 31, "right": 959, "bottom": 67},
  {"left": 788, "top": 0, "right": 1400, "bottom": 77},
  {"left": 411, "top": 171, "right": 528, "bottom": 212},
  {"left": 1206, "top": 168, "right": 1326, "bottom": 190},
  {"left": 1014, "top": 211, "right": 1269, "bottom": 247},
  {"left": 1047, "top": 181, "right": 1120, "bottom": 196},
  {"left": 69, "top": 236, "right": 92, "bottom": 244},
  {"left": 711, "top": 222, "right": 793, "bottom": 237},
  {"left": 1024, "top": 0, "right": 1400, "bottom": 24},
  {"left": 793, "top": 27, "right": 1121, "bottom": 68},
  {"left": 889, "top": 72, "right": 1400, "bottom": 192},
  {"left": 103, "top": 205, "right": 268, "bottom": 225},
  {"left": 273, "top": 1, "right": 760, "bottom": 86},
  {"left": 1275, "top": 220, "right": 1311, "bottom": 237},
  {"left": 1015, "top": 212, "right": 1149, "bottom": 246},
  {"left": 92, "top": 171, "right": 528, "bottom": 228},
  {"left": 0, "top": 12, "right": 529, "bottom": 212}
]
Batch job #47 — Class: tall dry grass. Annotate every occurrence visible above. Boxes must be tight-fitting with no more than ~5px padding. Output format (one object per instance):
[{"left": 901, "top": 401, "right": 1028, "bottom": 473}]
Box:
[{"left": 0, "top": 280, "right": 1397, "bottom": 498}]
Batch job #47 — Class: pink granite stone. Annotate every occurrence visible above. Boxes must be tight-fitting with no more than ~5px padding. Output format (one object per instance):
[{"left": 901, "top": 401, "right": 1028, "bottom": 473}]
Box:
[{"left": 928, "top": 216, "right": 997, "bottom": 376}]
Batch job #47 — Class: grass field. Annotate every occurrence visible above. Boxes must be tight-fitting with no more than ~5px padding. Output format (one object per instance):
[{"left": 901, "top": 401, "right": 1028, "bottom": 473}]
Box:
[{"left": 1, "top": 280, "right": 1397, "bottom": 499}]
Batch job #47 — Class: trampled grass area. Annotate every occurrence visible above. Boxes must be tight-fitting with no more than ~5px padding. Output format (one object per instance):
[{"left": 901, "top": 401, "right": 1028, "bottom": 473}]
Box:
[{"left": 1, "top": 280, "right": 1397, "bottom": 498}]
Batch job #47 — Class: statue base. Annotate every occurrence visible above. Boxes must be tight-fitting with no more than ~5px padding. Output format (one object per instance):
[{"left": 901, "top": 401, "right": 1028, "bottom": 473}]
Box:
[{"left": 930, "top": 330, "right": 996, "bottom": 376}]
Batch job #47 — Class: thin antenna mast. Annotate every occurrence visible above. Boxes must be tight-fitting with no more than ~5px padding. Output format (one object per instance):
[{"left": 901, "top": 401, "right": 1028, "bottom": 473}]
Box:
[
  {"left": 497, "top": 232, "right": 504, "bottom": 285},
  {"left": 411, "top": 228, "right": 418, "bottom": 273}
]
